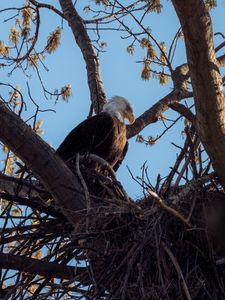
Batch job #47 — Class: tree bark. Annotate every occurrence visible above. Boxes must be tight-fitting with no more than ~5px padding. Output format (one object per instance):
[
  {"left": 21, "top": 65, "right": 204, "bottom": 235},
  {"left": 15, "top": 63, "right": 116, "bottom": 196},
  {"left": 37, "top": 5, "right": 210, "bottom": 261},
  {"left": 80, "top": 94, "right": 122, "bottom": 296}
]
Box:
[
  {"left": 172, "top": 0, "right": 225, "bottom": 187},
  {"left": 127, "top": 89, "right": 192, "bottom": 138},
  {"left": 0, "top": 100, "right": 86, "bottom": 227},
  {"left": 0, "top": 253, "right": 84, "bottom": 280},
  {"left": 59, "top": 0, "right": 106, "bottom": 113}
]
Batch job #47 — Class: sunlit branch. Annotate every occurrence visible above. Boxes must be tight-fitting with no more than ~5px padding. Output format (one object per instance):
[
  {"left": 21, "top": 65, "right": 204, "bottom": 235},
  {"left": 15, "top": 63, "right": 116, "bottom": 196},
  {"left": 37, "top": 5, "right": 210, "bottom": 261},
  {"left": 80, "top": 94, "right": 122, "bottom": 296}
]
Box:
[
  {"left": 127, "top": 89, "right": 193, "bottom": 139},
  {"left": 29, "top": 0, "right": 65, "bottom": 19},
  {"left": 59, "top": 0, "right": 106, "bottom": 113}
]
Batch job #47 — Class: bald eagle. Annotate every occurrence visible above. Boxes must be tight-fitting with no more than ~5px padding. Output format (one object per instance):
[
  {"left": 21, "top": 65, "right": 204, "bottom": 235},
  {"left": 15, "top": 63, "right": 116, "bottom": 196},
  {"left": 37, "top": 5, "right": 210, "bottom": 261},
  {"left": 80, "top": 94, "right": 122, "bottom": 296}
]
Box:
[{"left": 56, "top": 96, "right": 135, "bottom": 171}]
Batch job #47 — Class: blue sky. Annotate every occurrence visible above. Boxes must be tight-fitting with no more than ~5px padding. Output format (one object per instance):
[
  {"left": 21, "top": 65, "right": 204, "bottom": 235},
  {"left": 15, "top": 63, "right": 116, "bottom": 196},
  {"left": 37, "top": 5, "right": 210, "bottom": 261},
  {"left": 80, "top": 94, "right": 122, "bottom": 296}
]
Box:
[{"left": 0, "top": 0, "right": 224, "bottom": 197}]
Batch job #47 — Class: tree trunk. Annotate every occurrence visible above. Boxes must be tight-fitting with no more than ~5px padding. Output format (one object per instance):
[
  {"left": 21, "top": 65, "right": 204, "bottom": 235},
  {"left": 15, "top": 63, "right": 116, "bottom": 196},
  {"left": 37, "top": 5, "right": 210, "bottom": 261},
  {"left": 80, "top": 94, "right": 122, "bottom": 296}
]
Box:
[{"left": 172, "top": 0, "right": 225, "bottom": 187}]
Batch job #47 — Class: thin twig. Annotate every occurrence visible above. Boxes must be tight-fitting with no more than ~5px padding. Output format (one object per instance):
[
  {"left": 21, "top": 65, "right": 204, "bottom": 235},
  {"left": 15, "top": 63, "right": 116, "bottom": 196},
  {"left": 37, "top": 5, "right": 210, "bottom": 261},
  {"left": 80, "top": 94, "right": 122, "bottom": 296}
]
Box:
[
  {"left": 76, "top": 153, "right": 90, "bottom": 232},
  {"left": 162, "top": 242, "right": 192, "bottom": 300},
  {"left": 147, "top": 190, "right": 191, "bottom": 227}
]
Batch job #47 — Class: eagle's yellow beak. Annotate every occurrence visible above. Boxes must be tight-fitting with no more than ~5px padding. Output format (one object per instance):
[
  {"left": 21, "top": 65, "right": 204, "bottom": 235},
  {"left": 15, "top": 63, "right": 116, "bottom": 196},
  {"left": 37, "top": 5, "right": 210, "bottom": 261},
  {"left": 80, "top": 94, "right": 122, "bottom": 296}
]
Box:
[{"left": 128, "top": 113, "right": 135, "bottom": 124}]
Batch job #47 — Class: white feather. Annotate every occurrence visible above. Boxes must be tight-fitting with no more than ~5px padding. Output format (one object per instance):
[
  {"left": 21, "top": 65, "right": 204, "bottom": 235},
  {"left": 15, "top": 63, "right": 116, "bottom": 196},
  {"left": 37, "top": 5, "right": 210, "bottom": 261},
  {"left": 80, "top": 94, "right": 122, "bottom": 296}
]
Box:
[{"left": 103, "top": 96, "right": 134, "bottom": 123}]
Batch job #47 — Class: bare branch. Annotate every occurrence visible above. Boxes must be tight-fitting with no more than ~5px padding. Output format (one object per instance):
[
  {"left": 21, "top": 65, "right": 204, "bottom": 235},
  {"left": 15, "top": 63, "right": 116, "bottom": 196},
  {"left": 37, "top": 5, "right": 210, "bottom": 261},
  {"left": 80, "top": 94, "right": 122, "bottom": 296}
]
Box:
[
  {"left": 147, "top": 189, "right": 192, "bottom": 227},
  {"left": 127, "top": 89, "right": 193, "bottom": 139},
  {"left": 162, "top": 242, "right": 192, "bottom": 300},
  {"left": 0, "top": 253, "right": 85, "bottom": 280},
  {"left": 29, "top": 0, "right": 65, "bottom": 19},
  {"left": 0, "top": 172, "right": 40, "bottom": 198},
  {"left": 59, "top": 0, "right": 106, "bottom": 113},
  {"left": 169, "top": 102, "right": 195, "bottom": 123}
]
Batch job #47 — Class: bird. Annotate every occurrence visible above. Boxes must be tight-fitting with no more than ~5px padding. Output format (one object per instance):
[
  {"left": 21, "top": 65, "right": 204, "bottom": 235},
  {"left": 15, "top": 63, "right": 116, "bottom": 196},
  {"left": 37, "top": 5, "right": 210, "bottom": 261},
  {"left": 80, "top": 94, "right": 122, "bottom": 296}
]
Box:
[{"left": 56, "top": 96, "right": 135, "bottom": 171}]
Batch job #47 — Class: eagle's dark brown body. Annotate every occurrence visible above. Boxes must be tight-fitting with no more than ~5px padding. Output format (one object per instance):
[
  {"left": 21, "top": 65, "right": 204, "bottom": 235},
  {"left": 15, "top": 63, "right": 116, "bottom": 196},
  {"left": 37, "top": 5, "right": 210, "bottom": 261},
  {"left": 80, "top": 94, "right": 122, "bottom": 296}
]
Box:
[{"left": 56, "top": 112, "right": 128, "bottom": 171}]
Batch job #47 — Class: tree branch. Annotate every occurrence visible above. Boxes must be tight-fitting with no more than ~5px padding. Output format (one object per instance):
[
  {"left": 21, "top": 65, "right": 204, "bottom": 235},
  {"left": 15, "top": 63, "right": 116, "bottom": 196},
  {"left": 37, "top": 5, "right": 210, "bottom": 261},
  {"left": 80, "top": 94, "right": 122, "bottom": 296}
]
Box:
[
  {"left": 29, "top": 0, "right": 65, "bottom": 19},
  {"left": 0, "top": 253, "right": 85, "bottom": 280},
  {"left": 0, "top": 191, "right": 62, "bottom": 218},
  {"left": 0, "top": 172, "right": 40, "bottom": 198},
  {"left": 59, "top": 0, "right": 106, "bottom": 113},
  {"left": 127, "top": 48, "right": 225, "bottom": 139},
  {"left": 0, "top": 100, "right": 86, "bottom": 227},
  {"left": 169, "top": 102, "right": 195, "bottom": 123},
  {"left": 127, "top": 89, "right": 193, "bottom": 139},
  {"left": 172, "top": 0, "right": 225, "bottom": 188}
]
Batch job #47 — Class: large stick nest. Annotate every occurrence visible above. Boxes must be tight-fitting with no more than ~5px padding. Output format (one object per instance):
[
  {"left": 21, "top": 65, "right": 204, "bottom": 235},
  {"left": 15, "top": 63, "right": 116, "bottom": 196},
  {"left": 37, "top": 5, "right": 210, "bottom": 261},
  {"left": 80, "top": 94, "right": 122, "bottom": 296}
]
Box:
[
  {"left": 76, "top": 169, "right": 225, "bottom": 299},
  {"left": 1, "top": 151, "right": 225, "bottom": 299}
]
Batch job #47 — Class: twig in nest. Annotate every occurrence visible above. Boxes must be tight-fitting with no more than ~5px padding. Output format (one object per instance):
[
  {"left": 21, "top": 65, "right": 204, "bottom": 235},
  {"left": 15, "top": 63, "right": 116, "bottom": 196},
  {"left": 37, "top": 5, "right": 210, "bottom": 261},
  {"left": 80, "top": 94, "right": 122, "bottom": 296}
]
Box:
[
  {"left": 76, "top": 153, "right": 90, "bottom": 231},
  {"left": 160, "top": 140, "right": 188, "bottom": 194},
  {"left": 162, "top": 242, "right": 192, "bottom": 300},
  {"left": 216, "top": 258, "right": 225, "bottom": 265},
  {"left": 169, "top": 172, "right": 216, "bottom": 204},
  {"left": 114, "top": 180, "right": 130, "bottom": 202},
  {"left": 98, "top": 179, "right": 117, "bottom": 199},
  {"left": 174, "top": 158, "right": 190, "bottom": 187},
  {"left": 147, "top": 190, "right": 192, "bottom": 228}
]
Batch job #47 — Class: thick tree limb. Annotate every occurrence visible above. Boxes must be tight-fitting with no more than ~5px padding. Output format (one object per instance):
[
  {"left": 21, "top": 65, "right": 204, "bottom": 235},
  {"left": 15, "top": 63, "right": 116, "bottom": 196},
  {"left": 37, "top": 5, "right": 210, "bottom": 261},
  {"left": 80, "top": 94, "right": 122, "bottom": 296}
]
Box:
[
  {"left": 59, "top": 0, "right": 106, "bottom": 112},
  {"left": 0, "top": 172, "right": 62, "bottom": 218},
  {"left": 127, "top": 89, "right": 193, "bottom": 138},
  {"left": 0, "top": 253, "right": 85, "bottom": 280},
  {"left": 0, "top": 192, "right": 62, "bottom": 218},
  {"left": 0, "top": 219, "right": 67, "bottom": 245},
  {"left": 0, "top": 172, "right": 40, "bottom": 198},
  {"left": 0, "top": 100, "right": 86, "bottom": 227},
  {"left": 172, "top": 0, "right": 225, "bottom": 188},
  {"left": 127, "top": 48, "right": 225, "bottom": 139}
]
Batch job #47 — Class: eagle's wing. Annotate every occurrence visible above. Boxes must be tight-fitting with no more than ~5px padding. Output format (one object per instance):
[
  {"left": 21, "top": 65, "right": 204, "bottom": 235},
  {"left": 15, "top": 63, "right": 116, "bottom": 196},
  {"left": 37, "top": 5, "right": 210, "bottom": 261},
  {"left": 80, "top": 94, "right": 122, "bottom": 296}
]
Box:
[
  {"left": 113, "top": 141, "right": 128, "bottom": 171},
  {"left": 56, "top": 113, "right": 114, "bottom": 162}
]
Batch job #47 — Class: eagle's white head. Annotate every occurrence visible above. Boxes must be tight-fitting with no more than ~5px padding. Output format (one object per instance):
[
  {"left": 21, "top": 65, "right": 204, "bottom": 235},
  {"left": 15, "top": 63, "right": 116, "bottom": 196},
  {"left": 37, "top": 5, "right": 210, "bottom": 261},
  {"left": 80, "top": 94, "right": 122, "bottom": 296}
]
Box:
[{"left": 102, "top": 96, "right": 135, "bottom": 124}]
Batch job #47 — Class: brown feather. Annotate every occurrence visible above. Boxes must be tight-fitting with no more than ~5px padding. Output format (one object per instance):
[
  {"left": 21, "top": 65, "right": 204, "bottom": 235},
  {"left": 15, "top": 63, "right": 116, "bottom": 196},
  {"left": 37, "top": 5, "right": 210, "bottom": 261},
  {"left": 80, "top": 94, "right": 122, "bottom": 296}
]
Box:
[{"left": 56, "top": 112, "right": 128, "bottom": 171}]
